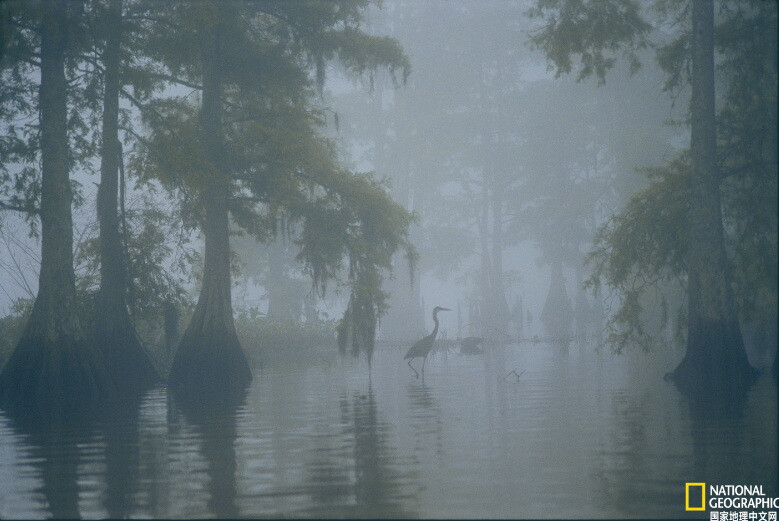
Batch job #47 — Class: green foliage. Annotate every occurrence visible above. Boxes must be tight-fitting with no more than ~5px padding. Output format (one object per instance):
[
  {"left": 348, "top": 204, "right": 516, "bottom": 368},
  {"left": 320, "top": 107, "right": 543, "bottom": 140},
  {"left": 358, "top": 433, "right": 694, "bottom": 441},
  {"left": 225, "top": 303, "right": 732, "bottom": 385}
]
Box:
[
  {"left": 336, "top": 270, "right": 381, "bottom": 359},
  {"left": 75, "top": 192, "right": 196, "bottom": 324},
  {"left": 586, "top": 158, "right": 690, "bottom": 352},
  {"left": 0, "top": 0, "right": 101, "bottom": 231},
  {"left": 527, "top": 0, "right": 652, "bottom": 84},
  {"left": 589, "top": 140, "right": 777, "bottom": 352},
  {"left": 296, "top": 168, "right": 414, "bottom": 361},
  {"left": 0, "top": 298, "right": 32, "bottom": 368},
  {"left": 717, "top": 2, "right": 778, "bottom": 327},
  {"left": 655, "top": 29, "right": 689, "bottom": 94},
  {"left": 0, "top": 3, "right": 8, "bottom": 66},
  {"left": 316, "top": 28, "right": 410, "bottom": 86},
  {"left": 589, "top": 158, "right": 689, "bottom": 291},
  {"left": 137, "top": 84, "right": 414, "bottom": 361}
]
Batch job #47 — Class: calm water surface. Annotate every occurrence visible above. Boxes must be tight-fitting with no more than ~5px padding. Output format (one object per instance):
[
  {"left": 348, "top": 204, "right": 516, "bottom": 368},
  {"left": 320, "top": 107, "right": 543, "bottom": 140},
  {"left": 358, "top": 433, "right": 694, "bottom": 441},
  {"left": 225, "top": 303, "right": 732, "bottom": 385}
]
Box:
[{"left": 0, "top": 342, "right": 776, "bottom": 518}]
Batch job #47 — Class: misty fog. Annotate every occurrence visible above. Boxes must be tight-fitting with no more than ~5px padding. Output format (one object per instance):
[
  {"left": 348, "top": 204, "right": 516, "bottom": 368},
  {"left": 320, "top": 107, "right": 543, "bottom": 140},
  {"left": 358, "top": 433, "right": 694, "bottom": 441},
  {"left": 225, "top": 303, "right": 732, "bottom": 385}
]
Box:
[{"left": 0, "top": 0, "right": 776, "bottom": 518}]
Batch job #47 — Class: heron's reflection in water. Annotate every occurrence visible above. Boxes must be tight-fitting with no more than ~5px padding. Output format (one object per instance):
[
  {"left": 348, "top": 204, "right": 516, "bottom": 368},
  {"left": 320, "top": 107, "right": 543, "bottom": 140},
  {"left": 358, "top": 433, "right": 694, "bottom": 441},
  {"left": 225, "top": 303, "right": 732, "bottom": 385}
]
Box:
[
  {"left": 406, "top": 381, "right": 444, "bottom": 459},
  {"left": 171, "top": 388, "right": 248, "bottom": 518}
]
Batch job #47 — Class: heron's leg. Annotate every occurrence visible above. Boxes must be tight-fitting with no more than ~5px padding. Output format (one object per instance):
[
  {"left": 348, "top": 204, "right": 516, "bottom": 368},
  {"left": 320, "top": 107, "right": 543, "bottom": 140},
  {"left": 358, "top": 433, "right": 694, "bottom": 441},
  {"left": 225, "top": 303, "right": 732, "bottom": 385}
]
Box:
[
  {"left": 421, "top": 355, "right": 427, "bottom": 373},
  {"left": 407, "top": 358, "right": 419, "bottom": 378}
]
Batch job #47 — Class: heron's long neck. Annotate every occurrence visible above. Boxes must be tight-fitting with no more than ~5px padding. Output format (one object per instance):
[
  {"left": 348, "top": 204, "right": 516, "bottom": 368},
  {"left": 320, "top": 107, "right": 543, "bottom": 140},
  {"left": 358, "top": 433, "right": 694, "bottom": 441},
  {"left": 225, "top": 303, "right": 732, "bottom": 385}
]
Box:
[{"left": 431, "top": 311, "right": 440, "bottom": 339}]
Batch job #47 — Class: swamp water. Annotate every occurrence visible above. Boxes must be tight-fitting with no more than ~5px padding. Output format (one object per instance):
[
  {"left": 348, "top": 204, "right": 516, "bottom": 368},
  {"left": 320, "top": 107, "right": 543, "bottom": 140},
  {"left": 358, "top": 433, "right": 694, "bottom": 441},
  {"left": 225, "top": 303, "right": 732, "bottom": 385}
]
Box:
[{"left": 0, "top": 341, "right": 776, "bottom": 518}]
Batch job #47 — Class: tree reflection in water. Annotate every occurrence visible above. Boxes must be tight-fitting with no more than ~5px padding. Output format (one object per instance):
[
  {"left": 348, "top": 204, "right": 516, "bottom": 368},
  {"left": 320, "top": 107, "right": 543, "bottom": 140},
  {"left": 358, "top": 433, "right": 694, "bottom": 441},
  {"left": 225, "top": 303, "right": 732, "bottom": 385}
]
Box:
[
  {"left": 588, "top": 391, "right": 660, "bottom": 516},
  {"left": 588, "top": 377, "right": 778, "bottom": 518},
  {"left": 687, "top": 383, "right": 776, "bottom": 492},
  {"left": 4, "top": 412, "right": 98, "bottom": 519},
  {"left": 302, "top": 385, "right": 414, "bottom": 517},
  {"left": 352, "top": 387, "right": 396, "bottom": 513},
  {"left": 171, "top": 387, "right": 248, "bottom": 518},
  {"left": 0, "top": 349, "right": 772, "bottom": 518},
  {"left": 102, "top": 395, "right": 144, "bottom": 518}
]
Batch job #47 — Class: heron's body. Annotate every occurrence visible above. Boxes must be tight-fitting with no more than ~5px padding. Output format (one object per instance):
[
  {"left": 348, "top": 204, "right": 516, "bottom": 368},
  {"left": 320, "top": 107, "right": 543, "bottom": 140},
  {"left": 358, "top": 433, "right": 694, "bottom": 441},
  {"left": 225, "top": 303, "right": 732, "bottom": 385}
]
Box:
[
  {"left": 405, "top": 306, "right": 449, "bottom": 377},
  {"left": 404, "top": 333, "right": 436, "bottom": 360}
]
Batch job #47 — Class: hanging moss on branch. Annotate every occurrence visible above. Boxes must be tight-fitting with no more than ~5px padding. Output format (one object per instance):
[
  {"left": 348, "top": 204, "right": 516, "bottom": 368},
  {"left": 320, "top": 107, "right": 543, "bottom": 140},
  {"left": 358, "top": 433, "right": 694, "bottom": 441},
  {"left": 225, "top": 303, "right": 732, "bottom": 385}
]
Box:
[{"left": 337, "top": 277, "right": 383, "bottom": 362}]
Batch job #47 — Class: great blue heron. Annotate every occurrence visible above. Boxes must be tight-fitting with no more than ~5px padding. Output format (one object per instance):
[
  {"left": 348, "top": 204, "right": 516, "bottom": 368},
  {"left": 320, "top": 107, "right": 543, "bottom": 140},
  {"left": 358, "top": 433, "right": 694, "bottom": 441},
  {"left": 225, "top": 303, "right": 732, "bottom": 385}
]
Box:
[{"left": 405, "top": 306, "right": 450, "bottom": 377}]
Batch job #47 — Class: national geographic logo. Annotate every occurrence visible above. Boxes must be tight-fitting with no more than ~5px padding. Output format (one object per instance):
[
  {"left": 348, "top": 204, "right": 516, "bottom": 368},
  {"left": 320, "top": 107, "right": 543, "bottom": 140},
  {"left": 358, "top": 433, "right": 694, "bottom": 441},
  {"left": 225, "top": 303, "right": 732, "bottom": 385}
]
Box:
[
  {"left": 685, "top": 483, "right": 779, "bottom": 513},
  {"left": 686, "top": 483, "right": 706, "bottom": 511}
]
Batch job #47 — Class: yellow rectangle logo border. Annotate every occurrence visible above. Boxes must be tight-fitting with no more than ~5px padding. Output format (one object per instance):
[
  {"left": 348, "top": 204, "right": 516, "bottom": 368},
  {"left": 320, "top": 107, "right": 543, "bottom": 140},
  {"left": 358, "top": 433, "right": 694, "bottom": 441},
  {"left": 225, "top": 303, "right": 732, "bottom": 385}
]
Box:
[{"left": 685, "top": 483, "right": 706, "bottom": 511}]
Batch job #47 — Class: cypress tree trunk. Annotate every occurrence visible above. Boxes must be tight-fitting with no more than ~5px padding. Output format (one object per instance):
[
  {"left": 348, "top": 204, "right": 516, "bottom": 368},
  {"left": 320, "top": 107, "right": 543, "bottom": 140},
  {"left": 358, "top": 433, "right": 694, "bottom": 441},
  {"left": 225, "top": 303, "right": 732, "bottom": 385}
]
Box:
[
  {"left": 265, "top": 238, "right": 286, "bottom": 320},
  {"left": 670, "top": 0, "right": 755, "bottom": 394},
  {"left": 488, "top": 183, "right": 510, "bottom": 334},
  {"left": 478, "top": 184, "right": 491, "bottom": 336},
  {"left": 0, "top": 0, "right": 111, "bottom": 419},
  {"left": 541, "top": 260, "right": 573, "bottom": 341},
  {"left": 0, "top": 3, "right": 10, "bottom": 64},
  {"left": 95, "top": 0, "right": 158, "bottom": 391},
  {"left": 168, "top": 14, "right": 251, "bottom": 397}
]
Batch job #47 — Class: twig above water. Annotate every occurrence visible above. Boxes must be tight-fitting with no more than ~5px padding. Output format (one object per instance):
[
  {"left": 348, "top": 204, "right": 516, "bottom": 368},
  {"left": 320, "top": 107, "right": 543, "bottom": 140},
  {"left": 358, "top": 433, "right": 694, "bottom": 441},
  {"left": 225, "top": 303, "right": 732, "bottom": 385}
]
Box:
[{"left": 503, "top": 369, "right": 525, "bottom": 382}]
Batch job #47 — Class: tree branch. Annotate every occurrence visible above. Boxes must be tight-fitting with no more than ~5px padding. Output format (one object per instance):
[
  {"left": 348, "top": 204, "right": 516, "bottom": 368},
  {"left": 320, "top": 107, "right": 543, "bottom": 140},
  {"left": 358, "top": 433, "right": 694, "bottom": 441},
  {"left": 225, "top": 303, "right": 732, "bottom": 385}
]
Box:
[
  {"left": 129, "top": 71, "right": 202, "bottom": 91},
  {"left": 118, "top": 124, "right": 149, "bottom": 146},
  {"left": 0, "top": 200, "right": 39, "bottom": 214},
  {"left": 119, "top": 87, "right": 165, "bottom": 121}
]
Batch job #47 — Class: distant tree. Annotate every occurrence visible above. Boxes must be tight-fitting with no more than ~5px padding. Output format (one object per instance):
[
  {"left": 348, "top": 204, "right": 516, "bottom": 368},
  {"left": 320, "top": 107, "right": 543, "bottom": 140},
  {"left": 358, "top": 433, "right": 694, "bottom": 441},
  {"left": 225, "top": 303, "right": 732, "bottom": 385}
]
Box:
[
  {"left": 336, "top": 1, "right": 529, "bottom": 338},
  {"left": 264, "top": 237, "right": 308, "bottom": 322},
  {"left": 230, "top": 228, "right": 313, "bottom": 323},
  {"left": 337, "top": 1, "right": 673, "bottom": 343}
]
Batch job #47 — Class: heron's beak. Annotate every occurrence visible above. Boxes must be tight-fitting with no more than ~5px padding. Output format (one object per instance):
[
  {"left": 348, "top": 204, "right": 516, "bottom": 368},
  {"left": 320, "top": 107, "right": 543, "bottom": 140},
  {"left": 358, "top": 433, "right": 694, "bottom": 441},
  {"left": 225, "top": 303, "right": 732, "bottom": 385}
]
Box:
[{"left": 441, "top": 307, "right": 451, "bottom": 311}]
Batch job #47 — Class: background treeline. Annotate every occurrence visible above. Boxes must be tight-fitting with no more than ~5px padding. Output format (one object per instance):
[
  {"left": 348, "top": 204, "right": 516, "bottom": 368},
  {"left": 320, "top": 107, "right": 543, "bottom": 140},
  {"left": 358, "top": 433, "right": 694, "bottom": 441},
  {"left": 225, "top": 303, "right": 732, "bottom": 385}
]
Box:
[
  {"left": 0, "top": 0, "right": 776, "bottom": 411},
  {"left": 332, "top": 0, "right": 776, "bottom": 390}
]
